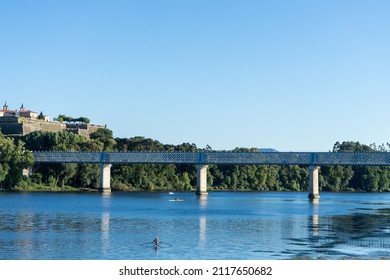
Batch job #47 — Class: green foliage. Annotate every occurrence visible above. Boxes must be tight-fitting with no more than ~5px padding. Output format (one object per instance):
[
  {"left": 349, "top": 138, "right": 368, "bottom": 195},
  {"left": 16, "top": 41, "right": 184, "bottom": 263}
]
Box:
[
  {"left": 320, "top": 165, "right": 354, "bottom": 192},
  {"left": 38, "top": 111, "right": 45, "bottom": 120},
  {"left": 115, "top": 136, "right": 164, "bottom": 151},
  {"left": 0, "top": 132, "right": 34, "bottom": 189},
  {"left": 23, "top": 131, "right": 87, "bottom": 151},
  {"left": 4, "top": 130, "right": 390, "bottom": 193},
  {"left": 21, "top": 131, "right": 89, "bottom": 190},
  {"left": 330, "top": 141, "right": 390, "bottom": 192},
  {"left": 76, "top": 117, "right": 90, "bottom": 124},
  {"left": 54, "top": 115, "right": 90, "bottom": 124},
  {"left": 70, "top": 163, "right": 100, "bottom": 189},
  {"left": 90, "top": 128, "right": 116, "bottom": 151},
  {"left": 333, "top": 141, "right": 373, "bottom": 152}
]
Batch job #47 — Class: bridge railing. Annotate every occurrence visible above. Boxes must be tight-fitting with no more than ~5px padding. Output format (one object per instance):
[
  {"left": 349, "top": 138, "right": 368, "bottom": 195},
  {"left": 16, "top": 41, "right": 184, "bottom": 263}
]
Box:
[
  {"left": 32, "top": 151, "right": 314, "bottom": 165},
  {"left": 315, "top": 152, "right": 390, "bottom": 166},
  {"left": 32, "top": 151, "right": 390, "bottom": 166},
  {"left": 203, "top": 152, "right": 313, "bottom": 165},
  {"left": 33, "top": 151, "right": 102, "bottom": 163}
]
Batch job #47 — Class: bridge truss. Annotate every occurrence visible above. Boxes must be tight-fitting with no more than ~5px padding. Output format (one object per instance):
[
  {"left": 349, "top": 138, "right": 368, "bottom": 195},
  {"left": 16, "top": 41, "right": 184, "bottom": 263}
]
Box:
[{"left": 32, "top": 151, "right": 390, "bottom": 166}]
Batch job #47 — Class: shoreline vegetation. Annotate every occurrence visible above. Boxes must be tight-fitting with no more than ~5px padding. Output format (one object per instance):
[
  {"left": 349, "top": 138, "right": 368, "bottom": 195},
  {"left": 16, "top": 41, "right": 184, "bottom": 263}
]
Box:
[{"left": 1, "top": 129, "right": 390, "bottom": 193}]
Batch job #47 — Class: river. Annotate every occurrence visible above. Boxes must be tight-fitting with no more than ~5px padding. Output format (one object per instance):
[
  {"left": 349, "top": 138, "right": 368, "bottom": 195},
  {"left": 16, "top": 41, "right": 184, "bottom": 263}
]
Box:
[{"left": 0, "top": 191, "right": 389, "bottom": 260}]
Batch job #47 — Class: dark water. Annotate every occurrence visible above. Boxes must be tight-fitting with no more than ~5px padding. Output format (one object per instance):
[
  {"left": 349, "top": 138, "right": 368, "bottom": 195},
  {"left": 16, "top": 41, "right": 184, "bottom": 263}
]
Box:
[{"left": 0, "top": 191, "right": 389, "bottom": 260}]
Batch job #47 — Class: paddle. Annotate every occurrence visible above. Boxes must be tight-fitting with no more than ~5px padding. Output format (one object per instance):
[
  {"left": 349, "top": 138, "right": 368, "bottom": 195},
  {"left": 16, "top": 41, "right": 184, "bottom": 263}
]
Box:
[
  {"left": 159, "top": 241, "right": 173, "bottom": 247},
  {"left": 140, "top": 241, "right": 153, "bottom": 246}
]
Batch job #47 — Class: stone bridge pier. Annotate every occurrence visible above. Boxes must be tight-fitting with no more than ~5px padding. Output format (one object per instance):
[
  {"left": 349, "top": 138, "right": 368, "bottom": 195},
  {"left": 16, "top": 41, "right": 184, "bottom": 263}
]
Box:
[
  {"left": 195, "top": 165, "right": 321, "bottom": 200},
  {"left": 96, "top": 163, "right": 319, "bottom": 199},
  {"left": 99, "top": 164, "right": 112, "bottom": 193},
  {"left": 196, "top": 164, "right": 208, "bottom": 195},
  {"left": 308, "top": 166, "right": 320, "bottom": 200}
]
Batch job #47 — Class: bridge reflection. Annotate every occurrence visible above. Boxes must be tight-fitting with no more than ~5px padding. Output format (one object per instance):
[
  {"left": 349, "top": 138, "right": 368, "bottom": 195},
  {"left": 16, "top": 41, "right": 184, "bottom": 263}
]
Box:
[
  {"left": 101, "top": 212, "right": 110, "bottom": 256},
  {"left": 310, "top": 199, "right": 319, "bottom": 237},
  {"left": 199, "top": 216, "right": 207, "bottom": 249},
  {"left": 198, "top": 195, "right": 208, "bottom": 248},
  {"left": 303, "top": 202, "right": 390, "bottom": 258},
  {"left": 100, "top": 193, "right": 111, "bottom": 257}
]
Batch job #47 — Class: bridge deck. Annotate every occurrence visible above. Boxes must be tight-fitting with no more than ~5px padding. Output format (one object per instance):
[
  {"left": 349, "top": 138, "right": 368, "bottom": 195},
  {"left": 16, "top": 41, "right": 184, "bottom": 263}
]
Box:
[{"left": 32, "top": 151, "right": 390, "bottom": 166}]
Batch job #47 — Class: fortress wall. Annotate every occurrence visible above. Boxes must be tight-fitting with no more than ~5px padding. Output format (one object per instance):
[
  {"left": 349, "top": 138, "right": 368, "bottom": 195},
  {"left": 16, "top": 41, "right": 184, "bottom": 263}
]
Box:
[
  {"left": 66, "top": 124, "right": 105, "bottom": 134},
  {"left": 65, "top": 125, "right": 105, "bottom": 139},
  {"left": 0, "top": 117, "right": 23, "bottom": 135},
  {"left": 0, "top": 123, "right": 24, "bottom": 135},
  {"left": 66, "top": 124, "right": 88, "bottom": 129},
  {"left": 0, "top": 116, "right": 105, "bottom": 137},
  {"left": 65, "top": 128, "right": 90, "bottom": 139},
  {"left": 0, "top": 116, "right": 20, "bottom": 123},
  {"left": 22, "top": 119, "right": 66, "bottom": 135},
  {"left": 87, "top": 124, "right": 105, "bottom": 134}
]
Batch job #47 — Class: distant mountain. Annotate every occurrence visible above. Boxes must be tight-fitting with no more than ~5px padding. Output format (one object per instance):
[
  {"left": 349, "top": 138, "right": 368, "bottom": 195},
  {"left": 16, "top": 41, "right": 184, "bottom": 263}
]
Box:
[{"left": 259, "top": 148, "right": 279, "bottom": 152}]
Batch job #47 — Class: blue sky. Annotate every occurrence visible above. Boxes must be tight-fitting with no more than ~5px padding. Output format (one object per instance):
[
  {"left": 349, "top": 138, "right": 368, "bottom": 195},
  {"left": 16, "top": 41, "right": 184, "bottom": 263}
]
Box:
[{"left": 1, "top": 0, "right": 389, "bottom": 151}]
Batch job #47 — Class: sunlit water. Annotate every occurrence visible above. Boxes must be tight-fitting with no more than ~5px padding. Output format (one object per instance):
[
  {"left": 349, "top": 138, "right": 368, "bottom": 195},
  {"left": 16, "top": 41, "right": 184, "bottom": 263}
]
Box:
[{"left": 0, "top": 191, "right": 389, "bottom": 260}]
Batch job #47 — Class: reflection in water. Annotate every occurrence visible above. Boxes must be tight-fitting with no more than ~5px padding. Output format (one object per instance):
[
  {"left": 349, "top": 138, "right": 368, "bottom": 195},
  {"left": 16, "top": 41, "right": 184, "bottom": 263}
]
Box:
[
  {"left": 101, "top": 192, "right": 111, "bottom": 257},
  {"left": 345, "top": 237, "right": 390, "bottom": 248},
  {"left": 198, "top": 195, "right": 208, "bottom": 248},
  {"left": 311, "top": 215, "right": 319, "bottom": 237},
  {"left": 102, "top": 192, "right": 112, "bottom": 208},
  {"left": 1, "top": 192, "right": 390, "bottom": 260},
  {"left": 291, "top": 206, "right": 390, "bottom": 259},
  {"left": 198, "top": 195, "right": 208, "bottom": 209},
  {"left": 310, "top": 198, "right": 319, "bottom": 205},
  {"left": 310, "top": 199, "right": 319, "bottom": 237},
  {"left": 101, "top": 192, "right": 112, "bottom": 256},
  {"left": 199, "top": 216, "right": 207, "bottom": 248},
  {"left": 101, "top": 212, "right": 110, "bottom": 257}
]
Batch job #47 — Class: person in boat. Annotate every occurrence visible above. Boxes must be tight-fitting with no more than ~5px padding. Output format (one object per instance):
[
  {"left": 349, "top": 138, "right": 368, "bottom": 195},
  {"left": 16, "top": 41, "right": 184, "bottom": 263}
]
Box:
[{"left": 153, "top": 236, "right": 160, "bottom": 246}]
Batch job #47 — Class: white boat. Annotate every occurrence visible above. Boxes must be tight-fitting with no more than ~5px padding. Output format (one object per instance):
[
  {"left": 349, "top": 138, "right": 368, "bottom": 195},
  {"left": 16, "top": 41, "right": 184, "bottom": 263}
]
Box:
[{"left": 169, "top": 192, "right": 175, "bottom": 195}]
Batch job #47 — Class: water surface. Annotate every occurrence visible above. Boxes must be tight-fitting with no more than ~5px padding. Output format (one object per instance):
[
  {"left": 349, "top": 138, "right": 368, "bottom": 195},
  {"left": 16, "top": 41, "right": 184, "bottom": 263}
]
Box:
[{"left": 0, "top": 192, "right": 389, "bottom": 259}]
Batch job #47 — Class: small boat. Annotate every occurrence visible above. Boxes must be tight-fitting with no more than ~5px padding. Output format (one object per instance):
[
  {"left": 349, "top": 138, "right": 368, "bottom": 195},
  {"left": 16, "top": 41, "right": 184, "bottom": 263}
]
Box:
[
  {"left": 169, "top": 198, "right": 183, "bottom": 202},
  {"left": 169, "top": 192, "right": 175, "bottom": 195}
]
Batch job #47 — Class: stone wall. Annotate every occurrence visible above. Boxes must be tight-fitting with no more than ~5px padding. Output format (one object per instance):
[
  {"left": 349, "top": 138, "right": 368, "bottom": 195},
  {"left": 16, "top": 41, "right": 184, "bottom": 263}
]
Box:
[
  {"left": 0, "top": 116, "right": 20, "bottom": 124},
  {"left": 65, "top": 124, "right": 105, "bottom": 139},
  {"left": 0, "top": 116, "right": 106, "bottom": 138},
  {"left": 22, "top": 118, "right": 66, "bottom": 135},
  {"left": 0, "top": 117, "right": 23, "bottom": 135}
]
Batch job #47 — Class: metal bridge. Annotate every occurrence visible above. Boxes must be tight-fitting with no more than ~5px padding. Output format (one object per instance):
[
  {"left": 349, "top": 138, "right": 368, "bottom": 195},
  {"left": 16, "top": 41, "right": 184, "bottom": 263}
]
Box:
[
  {"left": 32, "top": 151, "right": 390, "bottom": 166},
  {"left": 32, "top": 151, "right": 390, "bottom": 198}
]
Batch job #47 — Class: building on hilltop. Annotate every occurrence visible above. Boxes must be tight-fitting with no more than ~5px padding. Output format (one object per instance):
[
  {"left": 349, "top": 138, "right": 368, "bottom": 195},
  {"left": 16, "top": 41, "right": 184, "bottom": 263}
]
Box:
[
  {"left": 0, "top": 102, "right": 48, "bottom": 120},
  {"left": 0, "top": 102, "right": 105, "bottom": 138}
]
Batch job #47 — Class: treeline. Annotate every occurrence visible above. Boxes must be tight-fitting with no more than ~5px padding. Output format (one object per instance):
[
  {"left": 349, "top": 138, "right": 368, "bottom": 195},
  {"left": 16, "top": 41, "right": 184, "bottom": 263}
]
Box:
[
  {"left": 1, "top": 128, "right": 390, "bottom": 192},
  {"left": 53, "top": 114, "right": 90, "bottom": 124}
]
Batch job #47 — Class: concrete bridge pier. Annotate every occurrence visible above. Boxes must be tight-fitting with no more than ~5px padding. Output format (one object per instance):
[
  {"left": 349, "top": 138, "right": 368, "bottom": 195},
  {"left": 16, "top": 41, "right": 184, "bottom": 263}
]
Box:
[
  {"left": 196, "top": 164, "right": 208, "bottom": 195},
  {"left": 99, "top": 164, "right": 112, "bottom": 193},
  {"left": 308, "top": 165, "right": 320, "bottom": 200}
]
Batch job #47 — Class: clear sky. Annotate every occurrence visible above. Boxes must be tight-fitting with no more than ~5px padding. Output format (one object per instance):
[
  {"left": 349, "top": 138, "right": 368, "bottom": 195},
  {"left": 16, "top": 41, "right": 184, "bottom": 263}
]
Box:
[{"left": 1, "top": 0, "right": 389, "bottom": 151}]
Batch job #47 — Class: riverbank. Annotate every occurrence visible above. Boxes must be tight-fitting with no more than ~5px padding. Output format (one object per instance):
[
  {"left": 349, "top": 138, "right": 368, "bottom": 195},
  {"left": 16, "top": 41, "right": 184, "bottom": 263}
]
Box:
[{"left": 8, "top": 184, "right": 89, "bottom": 192}]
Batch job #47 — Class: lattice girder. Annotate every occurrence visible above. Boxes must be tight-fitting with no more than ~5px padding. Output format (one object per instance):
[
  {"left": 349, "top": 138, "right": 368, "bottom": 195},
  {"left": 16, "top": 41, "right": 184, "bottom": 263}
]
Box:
[{"left": 32, "top": 151, "right": 390, "bottom": 166}]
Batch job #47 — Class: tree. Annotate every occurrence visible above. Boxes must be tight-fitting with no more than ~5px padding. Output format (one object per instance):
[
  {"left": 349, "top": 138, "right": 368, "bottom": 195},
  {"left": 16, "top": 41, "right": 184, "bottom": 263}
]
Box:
[
  {"left": 90, "top": 128, "right": 116, "bottom": 151},
  {"left": 38, "top": 111, "right": 45, "bottom": 120},
  {"left": 78, "top": 117, "right": 90, "bottom": 124},
  {"left": 0, "top": 132, "right": 34, "bottom": 189},
  {"left": 333, "top": 141, "right": 373, "bottom": 152},
  {"left": 320, "top": 165, "right": 354, "bottom": 192},
  {"left": 54, "top": 114, "right": 67, "bottom": 123},
  {"left": 22, "top": 131, "right": 88, "bottom": 189},
  {"left": 23, "top": 131, "right": 87, "bottom": 151},
  {"left": 54, "top": 115, "right": 90, "bottom": 124}
]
